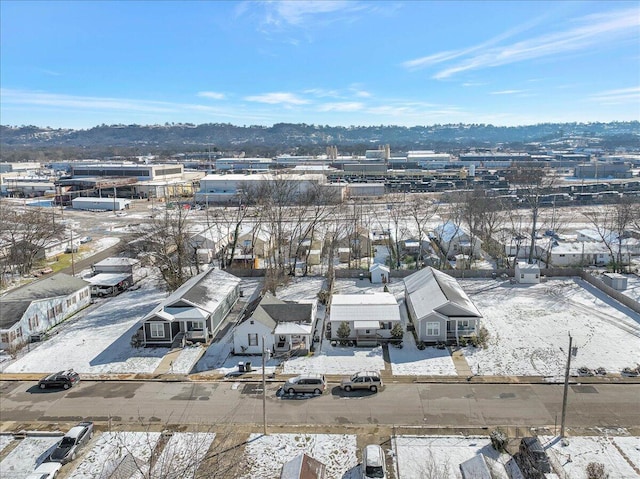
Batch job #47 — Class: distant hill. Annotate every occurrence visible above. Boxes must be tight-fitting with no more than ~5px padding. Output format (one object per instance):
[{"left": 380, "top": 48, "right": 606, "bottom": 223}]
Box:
[{"left": 1, "top": 122, "right": 638, "bottom": 159}]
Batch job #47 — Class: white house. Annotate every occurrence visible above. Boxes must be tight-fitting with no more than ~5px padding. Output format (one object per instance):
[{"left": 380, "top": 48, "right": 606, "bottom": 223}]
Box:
[
  {"left": 434, "top": 221, "right": 482, "bottom": 258},
  {"left": 369, "top": 263, "right": 390, "bottom": 284},
  {"left": 233, "top": 293, "right": 318, "bottom": 355},
  {"left": 329, "top": 292, "right": 400, "bottom": 346},
  {"left": 141, "top": 268, "right": 240, "bottom": 346},
  {"left": 404, "top": 267, "right": 482, "bottom": 344},
  {"left": 0, "top": 274, "right": 91, "bottom": 349},
  {"left": 515, "top": 262, "right": 540, "bottom": 284}
]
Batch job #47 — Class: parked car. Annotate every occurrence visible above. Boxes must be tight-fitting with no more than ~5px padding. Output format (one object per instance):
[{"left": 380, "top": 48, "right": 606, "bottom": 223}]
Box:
[
  {"left": 26, "top": 462, "right": 62, "bottom": 479},
  {"left": 341, "top": 371, "right": 383, "bottom": 393},
  {"left": 38, "top": 370, "right": 80, "bottom": 390},
  {"left": 79, "top": 236, "right": 92, "bottom": 244},
  {"left": 48, "top": 421, "right": 94, "bottom": 464},
  {"left": 64, "top": 244, "right": 79, "bottom": 253},
  {"left": 362, "top": 444, "right": 387, "bottom": 479},
  {"left": 518, "top": 437, "right": 551, "bottom": 474},
  {"left": 283, "top": 374, "right": 326, "bottom": 395}
]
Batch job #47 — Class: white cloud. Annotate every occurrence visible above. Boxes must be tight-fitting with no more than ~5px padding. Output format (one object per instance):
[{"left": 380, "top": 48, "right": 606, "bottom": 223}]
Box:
[
  {"left": 490, "top": 90, "right": 528, "bottom": 95},
  {"left": 402, "top": 7, "right": 640, "bottom": 80},
  {"left": 589, "top": 86, "right": 640, "bottom": 104},
  {"left": 244, "top": 92, "right": 310, "bottom": 105},
  {"left": 317, "top": 102, "right": 364, "bottom": 112},
  {"left": 197, "top": 91, "right": 226, "bottom": 100},
  {"left": 261, "top": 0, "right": 365, "bottom": 27}
]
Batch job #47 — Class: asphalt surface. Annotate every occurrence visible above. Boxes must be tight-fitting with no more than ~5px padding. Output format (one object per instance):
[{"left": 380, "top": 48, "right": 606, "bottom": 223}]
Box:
[{"left": 1, "top": 380, "right": 639, "bottom": 433}]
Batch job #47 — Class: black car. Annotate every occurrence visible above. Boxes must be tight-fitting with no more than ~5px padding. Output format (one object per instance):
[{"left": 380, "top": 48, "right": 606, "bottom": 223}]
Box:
[
  {"left": 49, "top": 421, "right": 94, "bottom": 464},
  {"left": 38, "top": 370, "right": 80, "bottom": 390}
]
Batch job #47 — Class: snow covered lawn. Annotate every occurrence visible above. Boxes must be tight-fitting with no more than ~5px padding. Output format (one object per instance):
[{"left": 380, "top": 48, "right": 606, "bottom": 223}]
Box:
[
  {"left": 0, "top": 434, "right": 62, "bottom": 479},
  {"left": 69, "top": 431, "right": 160, "bottom": 479},
  {"left": 3, "top": 282, "right": 167, "bottom": 375},
  {"left": 130, "top": 432, "right": 216, "bottom": 479},
  {"left": 393, "top": 436, "right": 515, "bottom": 479},
  {"left": 241, "top": 433, "right": 359, "bottom": 479},
  {"left": 459, "top": 278, "right": 640, "bottom": 377},
  {"left": 0, "top": 434, "right": 15, "bottom": 454},
  {"left": 541, "top": 435, "right": 640, "bottom": 479},
  {"left": 282, "top": 343, "right": 385, "bottom": 375}
]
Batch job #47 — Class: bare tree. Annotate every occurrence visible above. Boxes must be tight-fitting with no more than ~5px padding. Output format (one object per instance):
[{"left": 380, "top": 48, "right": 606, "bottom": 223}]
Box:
[
  {"left": 405, "top": 195, "right": 439, "bottom": 269},
  {"left": 583, "top": 196, "right": 639, "bottom": 272},
  {"left": 0, "top": 205, "right": 65, "bottom": 277},
  {"left": 147, "top": 206, "right": 195, "bottom": 290},
  {"left": 506, "top": 166, "right": 555, "bottom": 264}
]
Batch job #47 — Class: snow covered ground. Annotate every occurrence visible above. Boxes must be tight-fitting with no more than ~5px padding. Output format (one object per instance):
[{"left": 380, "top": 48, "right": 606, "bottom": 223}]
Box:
[
  {"left": 2, "top": 277, "right": 168, "bottom": 375},
  {"left": 69, "top": 431, "right": 160, "bottom": 479},
  {"left": 460, "top": 278, "right": 640, "bottom": 377},
  {"left": 541, "top": 435, "right": 640, "bottom": 479},
  {"left": 393, "top": 436, "right": 516, "bottom": 479},
  {"left": 241, "top": 433, "right": 359, "bottom": 479},
  {"left": 0, "top": 434, "right": 62, "bottom": 479}
]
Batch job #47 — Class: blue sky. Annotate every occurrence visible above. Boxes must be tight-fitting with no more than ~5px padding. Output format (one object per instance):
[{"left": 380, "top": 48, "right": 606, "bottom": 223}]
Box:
[{"left": 1, "top": 1, "right": 639, "bottom": 128}]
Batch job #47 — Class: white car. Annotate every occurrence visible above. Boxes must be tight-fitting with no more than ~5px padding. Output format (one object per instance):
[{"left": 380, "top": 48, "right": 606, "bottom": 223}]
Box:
[
  {"left": 26, "top": 462, "right": 62, "bottom": 479},
  {"left": 362, "top": 444, "right": 386, "bottom": 479}
]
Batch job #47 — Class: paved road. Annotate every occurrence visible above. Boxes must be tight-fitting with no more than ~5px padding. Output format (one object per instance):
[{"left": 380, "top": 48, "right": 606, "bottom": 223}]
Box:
[{"left": 2, "top": 380, "right": 639, "bottom": 431}]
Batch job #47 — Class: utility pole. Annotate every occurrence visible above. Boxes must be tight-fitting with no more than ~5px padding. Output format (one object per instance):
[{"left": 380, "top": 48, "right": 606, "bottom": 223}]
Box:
[
  {"left": 560, "top": 333, "right": 573, "bottom": 438},
  {"left": 70, "top": 227, "right": 75, "bottom": 276},
  {"left": 262, "top": 336, "right": 268, "bottom": 436}
]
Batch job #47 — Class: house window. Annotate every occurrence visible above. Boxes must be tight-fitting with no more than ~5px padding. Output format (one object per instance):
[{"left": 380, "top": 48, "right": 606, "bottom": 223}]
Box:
[
  {"left": 1, "top": 334, "right": 9, "bottom": 343},
  {"left": 189, "top": 321, "right": 204, "bottom": 331},
  {"left": 150, "top": 323, "right": 164, "bottom": 338},
  {"left": 248, "top": 334, "right": 258, "bottom": 346},
  {"left": 520, "top": 274, "right": 525, "bottom": 279},
  {"left": 426, "top": 322, "right": 440, "bottom": 336},
  {"left": 458, "top": 320, "right": 471, "bottom": 330}
]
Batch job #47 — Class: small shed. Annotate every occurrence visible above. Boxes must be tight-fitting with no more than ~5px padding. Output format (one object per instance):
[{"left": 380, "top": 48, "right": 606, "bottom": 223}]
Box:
[
  {"left": 602, "top": 272, "right": 627, "bottom": 291},
  {"left": 280, "top": 453, "right": 327, "bottom": 479},
  {"left": 93, "top": 257, "right": 140, "bottom": 275},
  {"left": 369, "top": 263, "right": 390, "bottom": 284},
  {"left": 515, "top": 262, "right": 540, "bottom": 284},
  {"left": 459, "top": 454, "right": 491, "bottom": 479}
]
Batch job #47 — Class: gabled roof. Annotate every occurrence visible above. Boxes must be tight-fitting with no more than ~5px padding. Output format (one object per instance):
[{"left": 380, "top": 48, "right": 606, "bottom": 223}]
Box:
[
  {"left": 245, "top": 293, "right": 313, "bottom": 330},
  {"left": 330, "top": 292, "right": 400, "bottom": 323},
  {"left": 142, "top": 268, "right": 240, "bottom": 322},
  {"left": 93, "top": 257, "right": 139, "bottom": 268},
  {"left": 1, "top": 274, "right": 90, "bottom": 329},
  {"left": 434, "top": 221, "right": 468, "bottom": 243},
  {"left": 404, "top": 267, "right": 481, "bottom": 320}
]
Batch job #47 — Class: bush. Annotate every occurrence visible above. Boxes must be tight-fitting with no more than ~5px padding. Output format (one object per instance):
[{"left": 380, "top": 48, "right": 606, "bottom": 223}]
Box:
[
  {"left": 317, "top": 290, "right": 330, "bottom": 305},
  {"left": 337, "top": 321, "right": 351, "bottom": 346},
  {"left": 586, "top": 463, "right": 609, "bottom": 479},
  {"left": 490, "top": 428, "right": 508, "bottom": 453},
  {"left": 390, "top": 323, "right": 404, "bottom": 341}
]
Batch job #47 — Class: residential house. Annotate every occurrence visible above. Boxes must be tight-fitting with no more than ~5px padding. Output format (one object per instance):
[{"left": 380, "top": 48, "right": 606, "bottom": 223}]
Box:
[
  {"left": 434, "top": 221, "right": 482, "bottom": 258},
  {"left": 280, "top": 453, "right": 327, "bottom": 479},
  {"left": 404, "top": 267, "right": 482, "bottom": 344},
  {"left": 0, "top": 273, "right": 91, "bottom": 349},
  {"left": 329, "top": 292, "right": 400, "bottom": 346},
  {"left": 334, "top": 226, "right": 372, "bottom": 263},
  {"left": 515, "top": 262, "right": 540, "bottom": 284},
  {"left": 92, "top": 257, "right": 140, "bottom": 275},
  {"left": 233, "top": 293, "right": 318, "bottom": 355},
  {"left": 140, "top": 268, "right": 240, "bottom": 346}
]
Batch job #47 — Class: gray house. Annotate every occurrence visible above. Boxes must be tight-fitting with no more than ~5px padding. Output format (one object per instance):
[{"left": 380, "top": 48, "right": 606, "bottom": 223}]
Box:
[
  {"left": 404, "top": 267, "right": 482, "bottom": 344},
  {"left": 140, "top": 268, "right": 240, "bottom": 346},
  {"left": 0, "top": 273, "right": 91, "bottom": 349}
]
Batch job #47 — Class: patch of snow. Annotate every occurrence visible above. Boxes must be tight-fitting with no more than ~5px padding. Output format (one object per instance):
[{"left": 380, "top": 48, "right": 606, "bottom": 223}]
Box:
[
  {"left": 69, "top": 431, "right": 160, "bottom": 479},
  {"left": 282, "top": 343, "right": 385, "bottom": 375},
  {"left": 393, "top": 436, "right": 512, "bottom": 479},
  {"left": 0, "top": 435, "right": 61, "bottom": 479},
  {"left": 0, "top": 435, "right": 15, "bottom": 454},
  {"left": 241, "top": 433, "right": 359, "bottom": 479},
  {"left": 170, "top": 345, "right": 205, "bottom": 374},
  {"left": 541, "top": 435, "right": 640, "bottom": 479},
  {"left": 3, "top": 280, "right": 167, "bottom": 374},
  {"left": 130, "top": 432, "right": 215, "bottom": 479},
  {"left": 459, "top": 278, "right": 640, "bottom": 376}
]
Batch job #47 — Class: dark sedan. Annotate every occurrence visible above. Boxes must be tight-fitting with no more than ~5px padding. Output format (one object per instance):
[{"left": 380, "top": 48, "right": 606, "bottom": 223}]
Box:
[
  {"left": 38, "top": 370, "right": 80, "bottom": 390},
  {"left": 49, "top": 421, "right": 93, "bottom": 464}
]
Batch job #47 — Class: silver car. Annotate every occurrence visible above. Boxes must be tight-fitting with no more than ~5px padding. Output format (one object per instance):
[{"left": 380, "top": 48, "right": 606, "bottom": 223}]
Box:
[
  {"left": 341, "top": 371, "right": 383, "bottom": 393},
  {"left": 283, "top": 374, "right": 326, "bottom": 395}
]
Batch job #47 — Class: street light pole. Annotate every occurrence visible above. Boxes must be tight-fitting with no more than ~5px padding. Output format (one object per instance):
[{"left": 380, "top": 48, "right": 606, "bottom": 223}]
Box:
[
  {"left": 262, "top": 335, "right": 268, "bottom": 436},
  {"left": 70, "top": 227, "right": 75, "bottom": 276},
  {"left": 560, "top": 333, "right": 573, "bottom": 438}
]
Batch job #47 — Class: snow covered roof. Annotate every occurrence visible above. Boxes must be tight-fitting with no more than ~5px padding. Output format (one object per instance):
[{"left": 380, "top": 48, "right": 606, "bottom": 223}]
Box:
[
  {"left": 93, "top": 257, "right": 139, "bottom": 268},
  {"left": 330, "top": 293, "right": 400, "bottom": 323},
  {"left": 515, "top": 262, "right": 540, "bottom": 273},
  {"left": 280, "top": 453, "right": 327, "bottom": 479},
  {"left": 274, "top": 322, "right": 313, "bottom": 335},
  {"left": 404, "top": 267, "right": 481, "bottom": 320},
  {"left": 86, "top": 273, "right": 131, "bottom": 287},
  {"left": 244, "top": 293, "right": 314, "bottom": 330},
  {"left": 434, "top": 221, "right": 468, "bottom": 243},
  {"left": 142, "top": 268, "right": 240, "bottom": 323}
]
